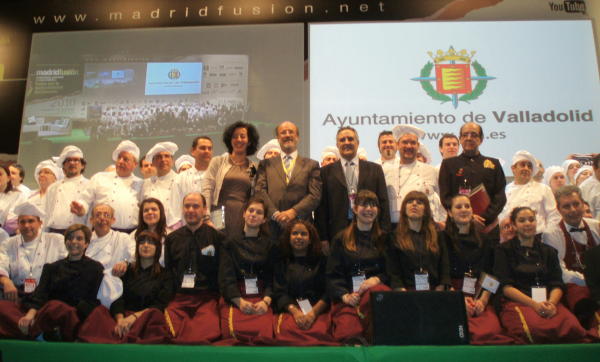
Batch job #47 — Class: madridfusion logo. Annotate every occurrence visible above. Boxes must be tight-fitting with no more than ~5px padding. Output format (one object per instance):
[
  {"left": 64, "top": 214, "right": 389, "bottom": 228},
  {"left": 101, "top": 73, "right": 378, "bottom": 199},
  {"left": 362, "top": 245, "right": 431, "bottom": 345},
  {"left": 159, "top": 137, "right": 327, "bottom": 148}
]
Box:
[
  {"left": 412, "top": 47, "right": 495, "bottom": 109},
  {"left": 168, "top": 68, "right": 181, "bottom": 79}
]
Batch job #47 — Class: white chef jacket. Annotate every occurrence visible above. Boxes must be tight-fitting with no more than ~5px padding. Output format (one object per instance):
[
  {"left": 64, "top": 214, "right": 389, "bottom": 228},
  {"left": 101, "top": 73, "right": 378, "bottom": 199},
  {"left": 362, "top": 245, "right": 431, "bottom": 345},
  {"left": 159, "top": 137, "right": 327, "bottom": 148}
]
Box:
[
  {"left": 78, "top": 171, "right": 143, "bottom": 229},
  {"left": 581, "top": 176, "right": 600, "bottom": 218},
  {"left": 141, "top": 170, "right": 180, "bottom": 227},
  {"left": 176, "top": 167, "right": 205, "bottom": 203},
  {"left": 0, "top": 190, "right": 26, "bottom": 227},
  {"left": 0, "top": 232, "right": 67, "bottom": 287},
  {"left": 500, "top": 180, "right": 560, "bottom": 233},
  {"left": 44, "top": 175, "right": 90, "bottom": 229}
]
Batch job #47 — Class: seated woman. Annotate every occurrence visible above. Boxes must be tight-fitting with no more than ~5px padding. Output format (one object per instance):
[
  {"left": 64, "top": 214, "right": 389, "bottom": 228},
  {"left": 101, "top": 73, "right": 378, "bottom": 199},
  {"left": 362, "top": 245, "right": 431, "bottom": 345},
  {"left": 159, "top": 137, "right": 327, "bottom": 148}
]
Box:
[
  {"left": 17, "top": 224, "right": 104, "bottom": 341},
  {"left": 272, "top": 220, "right": 337, "bottom": 346},
  {"left": 132, "top": 198, "right": 168, "bottom": 266},
  {"left": 440, "top": 194, "right": 513, "bottom": 344},
  {"left": 326, "top": 190, "right": 390, "bottom": 344},
  {"left": 79, "top": 231, "right": 174, "bottom": 344},
  {"left": 218, "top": 198, "right": 277, "bottom": 344},
  {"left": 386, "top": 190, "right": 450, "bottom": 292},
  {"left": 494, "top": 206, "right": 587, "bottom": 344}
]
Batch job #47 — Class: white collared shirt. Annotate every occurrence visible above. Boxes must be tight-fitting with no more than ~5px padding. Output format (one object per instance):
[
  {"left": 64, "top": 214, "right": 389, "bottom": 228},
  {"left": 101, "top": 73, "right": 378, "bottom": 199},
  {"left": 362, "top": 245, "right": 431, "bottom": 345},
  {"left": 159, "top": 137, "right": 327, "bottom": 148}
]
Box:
[{"left": 542, "top": 218, "right": 600, "bottom": 285}]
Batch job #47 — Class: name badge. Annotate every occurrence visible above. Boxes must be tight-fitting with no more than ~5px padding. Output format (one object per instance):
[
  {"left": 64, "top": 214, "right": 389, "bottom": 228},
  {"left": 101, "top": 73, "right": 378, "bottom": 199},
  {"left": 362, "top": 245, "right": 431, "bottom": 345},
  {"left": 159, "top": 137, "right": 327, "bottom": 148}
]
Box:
[
  {"left": 182, "top": 273, "right": 196, "bottom": 289},
  {"left": 531, "top": 286, "right": 547, "bottom": 303},
  {"left": 24, "top": 278, "right": 37, "bottom": 294},
  {"left": 415, "top": 272, "right": 430, "bottom": 291},
  {"left": 352, "top": 272, "right": 366, "bottom": 293},
  {"left": 479, "top": 273, "right": 500, "bottom": 294},
  {"left": 201, "top": 245, "right": 215, "bottom": 257},
  {"left": 462, "top": 275, "right": 477, "bottom": 296},
  {"left": 458, "top": 187, "right": 471, "bottom": 196},
  {"left": 210, "top": 207, "right": 226, "bottom": 230},
  {"left": 297, "top": 299, "right": 313, "bottom": 315},
  {"left": 244, "top": 277, "right": 259, "bottom": 295}
]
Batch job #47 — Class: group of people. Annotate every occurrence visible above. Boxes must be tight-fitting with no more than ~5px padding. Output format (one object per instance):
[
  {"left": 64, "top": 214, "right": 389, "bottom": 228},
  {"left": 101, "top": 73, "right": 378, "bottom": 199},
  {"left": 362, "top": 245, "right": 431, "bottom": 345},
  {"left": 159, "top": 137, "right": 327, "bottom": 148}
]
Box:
[{"left": 0, "top": 119, "right": 599, "bottom": 346}]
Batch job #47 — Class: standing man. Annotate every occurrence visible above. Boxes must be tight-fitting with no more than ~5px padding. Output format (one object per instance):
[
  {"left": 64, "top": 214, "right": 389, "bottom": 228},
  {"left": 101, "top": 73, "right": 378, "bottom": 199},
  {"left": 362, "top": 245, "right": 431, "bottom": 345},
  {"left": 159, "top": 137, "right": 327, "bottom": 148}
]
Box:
[
  {"left": 139, "top": 157, "right": 156, "bottom": 179},
  {"left": 439, "top": 122, "right": 506, "bottom": 235},
  {"left": 74, "top": 140, "right": 143, "bottom": 233},
  {"left": 317, "top": 126, "right": 390, "bottom": 247},
  {"left": 255, "top": 121, "right": 321, "bottom": 236},
  {"left": 176, "top": 136, "right": 213, "bottom": 203},
  {"left": 141, "top": 142, "right": 181, "bottom": 228},
  {"left": 580, "top": 154, "right": 600, "bottom": 218},
  {"left": 437, "top": 133, "right": 460, "bottom": 167},
  {"left": 44, "top": 145, "right": 90, "bottom": 234},
  {"left": 375, "top": 130, "right": 398, "bottom": 167},
  {"left": 388, "top": 125, "right": 445, "bottom": 226},
  {"left": 543, "top": 185, "right": 600, "bottom": 320},
  {"left": 499, "top": 150, "right": 560, "bottom": 233},
  {"left": 164, "top": 192, "right": 223, "bottom": 344}
]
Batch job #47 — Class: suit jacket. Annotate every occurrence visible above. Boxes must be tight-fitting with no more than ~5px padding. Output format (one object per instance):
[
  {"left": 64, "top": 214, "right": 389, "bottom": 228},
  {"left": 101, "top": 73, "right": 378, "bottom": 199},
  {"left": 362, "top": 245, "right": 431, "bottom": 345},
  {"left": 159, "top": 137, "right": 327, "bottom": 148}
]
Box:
[
  {"left": 255, "top": 155, "right": 322, "bottom": 219},
  {"left": 316, "top": 159, "right": 391, "bottom": 241}
]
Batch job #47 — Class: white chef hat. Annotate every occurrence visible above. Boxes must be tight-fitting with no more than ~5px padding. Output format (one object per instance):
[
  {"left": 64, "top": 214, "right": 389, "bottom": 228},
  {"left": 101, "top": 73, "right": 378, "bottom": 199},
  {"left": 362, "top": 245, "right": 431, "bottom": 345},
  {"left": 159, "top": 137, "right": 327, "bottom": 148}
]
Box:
[
  {"left": 543, "top": 166, "right": 565, "bottom": 186},
  {"left": 112, "top": 140, "right": 140, "bottom": 162},
  {"left": 34, "top": 159, "right": 64, "bottom": 185},
  {"left": 256, "top": 139, "right": 282, "bottom": 161},
  {"left": 145, "top": 142, "right": 179, "bottom": 163},
  {"left": 511, "top": 150, "right": 538, "bottom": 176},
  {"left": 175, "top": 155, "right": 195, "bottom": 172},
  {"left": 418, "top": 144, "right": 432, "bottom": 164},
  {"left": 57, "top": 145, "right": 84, "bottom": 166},
  {"left": 574, "top": 165, "right": 593, "bottom": 184},
  {"left": 321, "top": 146, "right": 340, "bottom": 161},
  {"left": 14, "top": 201, "right": 45, "bottom": 219},
  {"left": 392, "top": 125, "right": 425, "bottom": 141}
]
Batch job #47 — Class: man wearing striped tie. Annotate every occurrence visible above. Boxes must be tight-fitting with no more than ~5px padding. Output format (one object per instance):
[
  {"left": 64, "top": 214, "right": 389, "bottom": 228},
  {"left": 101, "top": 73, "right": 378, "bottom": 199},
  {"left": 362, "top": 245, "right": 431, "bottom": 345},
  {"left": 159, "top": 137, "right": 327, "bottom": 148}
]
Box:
[{"left": 255, "top": 121, "right": 322, "bottom": 240}]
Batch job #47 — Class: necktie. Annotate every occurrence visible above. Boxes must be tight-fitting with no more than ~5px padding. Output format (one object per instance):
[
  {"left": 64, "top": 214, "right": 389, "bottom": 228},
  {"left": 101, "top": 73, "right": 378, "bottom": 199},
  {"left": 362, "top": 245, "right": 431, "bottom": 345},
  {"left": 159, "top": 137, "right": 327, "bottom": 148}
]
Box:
[
  {"left": 345, "top": 161, "right": 356, "bottom": 192},
  {"left": 284, "top": 155, "right": 292, "bottom": 183}
]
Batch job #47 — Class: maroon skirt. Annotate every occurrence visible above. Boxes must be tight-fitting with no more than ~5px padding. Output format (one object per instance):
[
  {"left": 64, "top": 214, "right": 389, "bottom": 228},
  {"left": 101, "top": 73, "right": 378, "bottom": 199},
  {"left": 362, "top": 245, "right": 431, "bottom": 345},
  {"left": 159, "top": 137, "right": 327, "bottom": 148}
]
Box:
[
  {"left": 330, "top": 283, "right": 391, "bottom": 343},
  {"left": 450, "top": 278, "right": 514, "bottom": 344},
  {"left": 218, "top": 296, "right": 274, "bottom": 345},
  {"left": 165, "top": 292, "right": 221, "bottom": 345},
  {"left": 273, "top": 309, "right": 338, "bottom": 346},
  {"left": 499, "top": 300, "right": 587, "bottom": 344},
  {"left": 564, "top": 283, "right": 592, "bottom": 311},
  {"left": 31, "top": 300, "right": 82, "bottom": 341},
  {"left": 78, "top": 306, "right": 170, "bottom": 344},
  {"left": 0, "top": 300, "right": 30, "bottom": 339}
]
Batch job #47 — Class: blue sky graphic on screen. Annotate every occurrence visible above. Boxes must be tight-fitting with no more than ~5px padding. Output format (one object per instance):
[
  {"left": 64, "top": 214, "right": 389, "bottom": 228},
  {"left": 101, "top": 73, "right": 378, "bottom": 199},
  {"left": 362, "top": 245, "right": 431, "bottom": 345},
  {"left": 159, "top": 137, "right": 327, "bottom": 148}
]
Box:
[{"left": 145, "top": 62, "right": 203, "bottom": 95}]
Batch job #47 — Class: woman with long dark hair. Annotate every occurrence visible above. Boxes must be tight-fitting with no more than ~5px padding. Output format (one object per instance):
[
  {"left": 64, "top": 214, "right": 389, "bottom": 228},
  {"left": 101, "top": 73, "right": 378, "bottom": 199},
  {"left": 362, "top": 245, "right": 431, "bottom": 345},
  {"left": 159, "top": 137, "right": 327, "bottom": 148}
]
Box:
[
  {"left": 326, "top": 189, "right": 390, "bottom": 343},
  {"left": 440, "top": 194, "right": 513, "bottom": 344},
  {"left": 202, "top": 121, "right": 259, "bottom": 239},
  {"left": 272, "top": 219, "right": 336, "bottom": 345},
  {"left": 79, "top": 231, "right": 174, "bottom": 344},
  {"left": 132, "top": 198, "right": 167, "bottom": 266},
  {"left": 218, "top": 197, "right": 277, "bottom": 344},
  {"left": 386, "top": 190, "right": 450, "bottom": 292},
  {"left": 494, "top": 206, "right": 586, "bottom": 343}
]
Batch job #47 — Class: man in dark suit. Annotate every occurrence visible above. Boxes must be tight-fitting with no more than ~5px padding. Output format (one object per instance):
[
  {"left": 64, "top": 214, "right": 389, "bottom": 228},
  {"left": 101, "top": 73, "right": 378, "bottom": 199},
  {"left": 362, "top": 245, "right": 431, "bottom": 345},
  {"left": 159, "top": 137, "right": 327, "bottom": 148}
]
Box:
[
  {"left": 255, "top": 121, "right": 322, "bottom": 236},
  {"left": 317, "top": 126, "right": 391, "bottom": 247}
]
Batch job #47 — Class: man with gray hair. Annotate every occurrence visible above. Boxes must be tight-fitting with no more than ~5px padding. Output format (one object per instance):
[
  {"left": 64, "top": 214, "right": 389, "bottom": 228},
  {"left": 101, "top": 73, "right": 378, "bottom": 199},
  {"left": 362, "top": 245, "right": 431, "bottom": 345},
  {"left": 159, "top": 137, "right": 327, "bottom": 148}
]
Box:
[{"left": 542, "top": 185, "right": 600, "bottom": 320}]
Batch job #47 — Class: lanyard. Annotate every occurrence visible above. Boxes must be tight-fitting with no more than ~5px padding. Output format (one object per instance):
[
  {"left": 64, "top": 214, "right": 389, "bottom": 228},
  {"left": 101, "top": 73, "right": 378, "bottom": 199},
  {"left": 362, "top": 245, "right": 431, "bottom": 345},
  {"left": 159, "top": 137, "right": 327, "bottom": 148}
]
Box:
[{"left": 17, "top": 235, "right": 42, "bottom": 277}]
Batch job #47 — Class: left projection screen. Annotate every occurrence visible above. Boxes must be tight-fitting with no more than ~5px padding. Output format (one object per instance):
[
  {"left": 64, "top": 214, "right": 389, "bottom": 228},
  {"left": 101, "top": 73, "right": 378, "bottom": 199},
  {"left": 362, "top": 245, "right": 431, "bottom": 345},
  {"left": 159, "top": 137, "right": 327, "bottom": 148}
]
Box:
[{"left": 18, "top": 24, "right": 304, "bottom": 187}]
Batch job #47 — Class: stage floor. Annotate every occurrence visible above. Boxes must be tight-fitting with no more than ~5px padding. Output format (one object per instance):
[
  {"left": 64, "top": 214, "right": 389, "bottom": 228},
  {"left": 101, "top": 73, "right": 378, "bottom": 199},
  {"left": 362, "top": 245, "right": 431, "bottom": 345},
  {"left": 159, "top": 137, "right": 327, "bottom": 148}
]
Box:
[{"left": 0, "top": 340, "right": 598, "bottom": 362}]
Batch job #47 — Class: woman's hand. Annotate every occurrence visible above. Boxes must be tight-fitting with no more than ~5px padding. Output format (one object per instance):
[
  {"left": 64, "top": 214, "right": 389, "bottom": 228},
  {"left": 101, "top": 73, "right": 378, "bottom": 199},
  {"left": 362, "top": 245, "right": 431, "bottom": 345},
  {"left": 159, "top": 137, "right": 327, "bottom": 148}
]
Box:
[
  {"left": 114, "top": 314, "right": 137, "bottom": 338},
  {"left": 17, "top": 309, "right": 37, "bottom": 335},
  {"left": 237, "top": 298, "right": 254, "bottom": 315},
  {"left": 358, "top": 277, "right": 380, "bottom": 294},
  {"left": 253, "top": 300, "right": 269, "bottom": 315},
  {"left": 342, "top": 293, "right": 360, "bottom": 307},
  {"left": 464, "top": 296, "right": 476, "bottom": 317},
  {"left": 538, "top": 301, "right": 557, "bottom": 318},
  {"left": 1, "top": 278, "right": 18, "bottom": 302}
]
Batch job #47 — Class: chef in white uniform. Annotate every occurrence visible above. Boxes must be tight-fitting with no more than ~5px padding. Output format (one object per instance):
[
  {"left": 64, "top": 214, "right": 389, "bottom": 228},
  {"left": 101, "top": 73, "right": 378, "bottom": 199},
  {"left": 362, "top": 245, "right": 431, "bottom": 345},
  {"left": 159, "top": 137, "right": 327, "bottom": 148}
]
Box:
[
  {"left": 500, "top": 150, "right": 560, "bottom": 233},
  {"left": 74, "top": 140, "right": 143, "bottom": 233},
  {"left": 44, "top": 145, "right": 90, "bottom": 234},
  {"left": 141, "top": 142, "right": 181, "bottom": 228},
  {"left": 0, "top": 202, "right": 66, "bottom": 301},
  {"left": 388, "top": 125, "right": 446, "bottom": 225},
  {"left": 28, "top": 158, "right": 63, "bottom": 213}
]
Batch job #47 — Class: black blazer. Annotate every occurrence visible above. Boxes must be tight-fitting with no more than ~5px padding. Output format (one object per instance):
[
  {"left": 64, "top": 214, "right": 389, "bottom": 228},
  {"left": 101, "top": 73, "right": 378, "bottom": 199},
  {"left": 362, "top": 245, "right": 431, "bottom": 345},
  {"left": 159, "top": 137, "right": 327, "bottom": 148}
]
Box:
[{"left": 316, "top": 159, "right": 390, "bottom": 241}]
